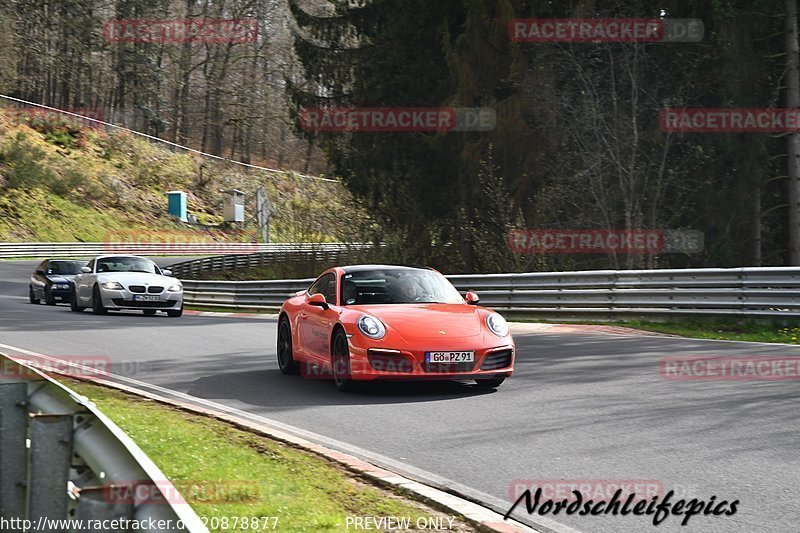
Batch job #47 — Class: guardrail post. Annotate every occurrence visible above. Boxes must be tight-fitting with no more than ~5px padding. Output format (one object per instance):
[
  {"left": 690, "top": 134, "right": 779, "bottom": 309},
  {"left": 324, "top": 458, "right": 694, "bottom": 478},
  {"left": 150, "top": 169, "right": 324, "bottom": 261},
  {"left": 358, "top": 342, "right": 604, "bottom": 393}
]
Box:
[
  {"left": 0, "top": 382, "right": 29, "bottom": 519},
  {"left": 28, "top": 414, "right": 74, "bottom": 530},
  {"left": 76, "top": 486, "right": 134, "bottom": 528}
]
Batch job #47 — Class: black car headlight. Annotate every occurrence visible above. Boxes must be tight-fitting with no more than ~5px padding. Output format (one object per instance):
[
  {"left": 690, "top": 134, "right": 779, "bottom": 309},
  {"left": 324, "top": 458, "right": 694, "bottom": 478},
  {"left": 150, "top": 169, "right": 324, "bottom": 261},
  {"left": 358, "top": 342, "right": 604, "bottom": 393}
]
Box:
[{"left": 357, "top": 315, "right": 386, "bottom": 339}]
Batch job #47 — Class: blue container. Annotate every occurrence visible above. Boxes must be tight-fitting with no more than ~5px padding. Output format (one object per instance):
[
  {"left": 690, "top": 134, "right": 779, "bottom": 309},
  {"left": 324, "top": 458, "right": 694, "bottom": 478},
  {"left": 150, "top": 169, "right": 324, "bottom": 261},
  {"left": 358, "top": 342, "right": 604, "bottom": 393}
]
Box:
[{"left": 167, "top": 191, "right": 187, "bottom": 222}]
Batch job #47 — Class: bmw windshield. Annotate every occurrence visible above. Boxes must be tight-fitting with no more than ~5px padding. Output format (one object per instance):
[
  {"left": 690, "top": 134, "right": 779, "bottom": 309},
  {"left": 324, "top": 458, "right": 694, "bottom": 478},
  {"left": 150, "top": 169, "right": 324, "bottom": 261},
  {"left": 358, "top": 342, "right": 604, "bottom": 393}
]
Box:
[
  {"left": 96, "top": 257, "right": 160, "bottom": 274},
  {"left": 47, "top": 260, "right": 86, "bottom": 275},
  {"left": 341, "top": 269, "right": 463, "bottom": 305}
]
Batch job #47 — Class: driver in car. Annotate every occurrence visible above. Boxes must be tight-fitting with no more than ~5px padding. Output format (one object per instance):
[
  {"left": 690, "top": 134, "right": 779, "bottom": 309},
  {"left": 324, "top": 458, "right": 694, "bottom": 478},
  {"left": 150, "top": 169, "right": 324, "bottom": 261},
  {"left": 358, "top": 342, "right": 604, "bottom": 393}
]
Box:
[{"left": 395, "top": 276, "right": 424, "bottom": 303}]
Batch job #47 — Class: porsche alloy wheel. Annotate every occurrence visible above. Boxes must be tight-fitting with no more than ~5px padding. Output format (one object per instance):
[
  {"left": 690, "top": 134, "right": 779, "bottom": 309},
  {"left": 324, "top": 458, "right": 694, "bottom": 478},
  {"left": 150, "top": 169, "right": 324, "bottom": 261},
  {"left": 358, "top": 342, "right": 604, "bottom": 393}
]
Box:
[
  {"left": 277, "top": 317, "right": 298, "bottom": 374},
  {"left": 332, "top": 329, "right": 356, "bottom": 392}
]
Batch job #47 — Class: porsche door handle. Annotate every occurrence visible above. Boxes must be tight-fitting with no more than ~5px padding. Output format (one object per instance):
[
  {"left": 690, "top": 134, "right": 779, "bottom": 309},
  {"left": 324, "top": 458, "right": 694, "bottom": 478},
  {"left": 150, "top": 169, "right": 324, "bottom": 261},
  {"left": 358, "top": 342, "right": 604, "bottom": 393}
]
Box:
[{"left": 300, "top": 312, "right": 308, "bottom": 319}]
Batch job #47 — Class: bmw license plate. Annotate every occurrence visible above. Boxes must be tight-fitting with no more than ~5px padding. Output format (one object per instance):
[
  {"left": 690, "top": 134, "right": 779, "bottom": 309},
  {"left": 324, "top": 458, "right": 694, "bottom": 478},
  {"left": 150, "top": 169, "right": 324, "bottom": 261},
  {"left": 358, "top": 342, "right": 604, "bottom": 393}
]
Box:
[
  {"left": 133, "top": 295, "right": 160, "bottom": 302},
  {"left": 425, "top": 351, "right": 475, "bottom": 363}
]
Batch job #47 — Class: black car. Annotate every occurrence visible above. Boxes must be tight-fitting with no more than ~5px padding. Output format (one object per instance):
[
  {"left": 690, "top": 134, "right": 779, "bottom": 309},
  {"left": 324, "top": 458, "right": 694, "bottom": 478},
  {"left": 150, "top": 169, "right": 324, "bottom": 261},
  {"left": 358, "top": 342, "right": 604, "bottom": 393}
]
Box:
[{"left": 29, "top": 259, "right": 88, "bottom": 305}]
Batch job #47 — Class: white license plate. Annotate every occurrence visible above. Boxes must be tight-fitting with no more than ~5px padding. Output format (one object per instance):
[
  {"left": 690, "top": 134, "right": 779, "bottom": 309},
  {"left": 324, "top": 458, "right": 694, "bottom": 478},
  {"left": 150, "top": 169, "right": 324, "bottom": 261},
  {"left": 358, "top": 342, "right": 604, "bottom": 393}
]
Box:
[
  {"left": 425, "top": 351, "right": 475, "bottom": 363},
  {"left": 133, "top": 295, "right": 160, "bottom": 302}
]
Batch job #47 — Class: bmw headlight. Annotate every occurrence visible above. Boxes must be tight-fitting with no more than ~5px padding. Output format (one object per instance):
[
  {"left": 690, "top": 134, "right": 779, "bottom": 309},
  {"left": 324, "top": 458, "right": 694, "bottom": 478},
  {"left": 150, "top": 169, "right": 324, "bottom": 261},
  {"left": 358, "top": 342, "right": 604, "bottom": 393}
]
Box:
[
  {"left": 486, "top": 313, "right": 509, "bottom": 337},
  {"left": 101, "top": 281, "right": 124, "bottom": 290},
  {"left": 357, "top": 315, "right": 386, "bottom": 339},
  {"left": 167, "top": 284, "right": 182, "bottom": 292}
]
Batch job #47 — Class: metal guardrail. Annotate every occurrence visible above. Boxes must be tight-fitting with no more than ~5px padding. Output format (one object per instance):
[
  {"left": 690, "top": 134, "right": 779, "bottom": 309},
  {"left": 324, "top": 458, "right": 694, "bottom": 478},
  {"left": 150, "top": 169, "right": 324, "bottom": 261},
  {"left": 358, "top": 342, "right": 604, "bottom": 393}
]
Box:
[
  {"left": 183, "top": 267, "right": 800, "bottom": 318},
  {"left": 167, "top": 244, "right": 371, "bottom": 278},
  {"left": 0, "top": 354, "right": 206, "bottom": 532},
  {"left": 0, "top": 242, "right": 363, "bottom": 259}
]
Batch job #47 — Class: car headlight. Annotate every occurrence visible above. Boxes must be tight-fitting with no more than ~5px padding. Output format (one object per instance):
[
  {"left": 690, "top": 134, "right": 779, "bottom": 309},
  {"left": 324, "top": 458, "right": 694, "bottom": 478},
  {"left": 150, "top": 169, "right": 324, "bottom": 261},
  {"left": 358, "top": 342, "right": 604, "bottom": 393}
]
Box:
[
  {"left": 101, "top": 281, "right": 124, "bottom": 290},
  {"left": 486, "top": 312, "right": 509, "bottom": 337},
  {"left": 167, "top": 284, "right": 182, "bottom": 292},
  {"left": 54, "top": 284, "right": 69, "bottom": 290},
  {"left": 357, "top": 315, "right": 386, "bottom": 339}
]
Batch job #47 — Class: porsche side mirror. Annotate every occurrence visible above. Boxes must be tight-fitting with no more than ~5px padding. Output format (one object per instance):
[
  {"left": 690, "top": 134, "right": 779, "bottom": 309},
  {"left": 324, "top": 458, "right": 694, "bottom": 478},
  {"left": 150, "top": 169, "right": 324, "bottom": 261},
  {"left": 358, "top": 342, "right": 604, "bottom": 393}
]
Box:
[
  {"left": 162, "top": 269, "right": 173, "bottom": 276},
  {"left": 465, "top": 291, "right": 480, "bottom": 305},
  {"left": 308, "top": 293, "right": 329, "bottom": 310},
  {"left": 80, "top": 266, "right": 91, "bottom": 273}
]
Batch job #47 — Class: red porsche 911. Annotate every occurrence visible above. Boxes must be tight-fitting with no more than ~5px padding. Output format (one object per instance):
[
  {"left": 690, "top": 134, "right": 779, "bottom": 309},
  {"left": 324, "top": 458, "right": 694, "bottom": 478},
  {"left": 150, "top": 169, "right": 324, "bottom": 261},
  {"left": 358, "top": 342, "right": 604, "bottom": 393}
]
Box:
[{"left": 276, "top": 265, "right": 515, "bottom": 391}]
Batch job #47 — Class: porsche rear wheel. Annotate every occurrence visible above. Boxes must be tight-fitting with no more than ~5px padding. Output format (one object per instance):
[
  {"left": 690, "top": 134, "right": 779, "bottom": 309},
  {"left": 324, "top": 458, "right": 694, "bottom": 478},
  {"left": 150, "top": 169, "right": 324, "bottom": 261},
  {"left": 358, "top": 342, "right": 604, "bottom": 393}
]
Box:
[
  {"left": 475, "top": 377, "right": 505, "bottom": 389},
  {"left": 277, "top": 317, "right": 298, "bottom": 374},
  {"left": 332, "top": 329, "right": 356, "bottom": 392}
]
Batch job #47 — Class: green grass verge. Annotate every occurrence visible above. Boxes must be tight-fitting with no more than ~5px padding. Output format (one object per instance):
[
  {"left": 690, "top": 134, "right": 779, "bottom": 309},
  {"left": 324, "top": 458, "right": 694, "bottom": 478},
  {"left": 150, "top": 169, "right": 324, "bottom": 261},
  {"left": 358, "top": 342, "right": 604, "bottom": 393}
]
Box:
[
  {"left": 507, "top": 316, "right": 800, "bottom": 344},
  {"left": 65, "top": 379, "right": 472, "bottom": 532}
]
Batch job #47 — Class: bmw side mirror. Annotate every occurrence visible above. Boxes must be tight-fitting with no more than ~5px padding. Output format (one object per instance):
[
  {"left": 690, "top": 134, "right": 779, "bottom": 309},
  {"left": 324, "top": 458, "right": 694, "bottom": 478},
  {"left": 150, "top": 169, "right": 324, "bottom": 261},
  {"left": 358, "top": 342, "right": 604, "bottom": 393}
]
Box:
[
  {"left": 465, "top": 291, "right": 480, "bottom": 305},
  {"left": 308, "top": 293, "right": 329, "bottom": 310},
  {"left": 80, "top": 267, "right": 91, "bottom": 273},
  {"left": 162, "top": 269, "right": 173, "bottom": 276}
]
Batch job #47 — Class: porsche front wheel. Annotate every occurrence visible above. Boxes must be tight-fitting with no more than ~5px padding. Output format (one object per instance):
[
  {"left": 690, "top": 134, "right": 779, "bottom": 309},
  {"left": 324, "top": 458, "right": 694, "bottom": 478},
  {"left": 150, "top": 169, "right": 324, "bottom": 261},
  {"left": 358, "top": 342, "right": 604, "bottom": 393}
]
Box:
[
  {"left": 277, "top": 317, "right": 298, "bottom": 374},
  {"left": 332, "top": 329, "right": 356, "bottom": 392}
]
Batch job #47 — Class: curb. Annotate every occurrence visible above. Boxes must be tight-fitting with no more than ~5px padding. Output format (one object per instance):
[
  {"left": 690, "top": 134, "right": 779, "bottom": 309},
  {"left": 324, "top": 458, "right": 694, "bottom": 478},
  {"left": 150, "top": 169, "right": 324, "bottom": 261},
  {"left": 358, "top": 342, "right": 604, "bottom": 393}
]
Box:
[
  {"left": 78, "top": 376, "right": 541, "bottom": 533},
  {"left": 183, "top": 309, "right": 277, "bottom": 319}
]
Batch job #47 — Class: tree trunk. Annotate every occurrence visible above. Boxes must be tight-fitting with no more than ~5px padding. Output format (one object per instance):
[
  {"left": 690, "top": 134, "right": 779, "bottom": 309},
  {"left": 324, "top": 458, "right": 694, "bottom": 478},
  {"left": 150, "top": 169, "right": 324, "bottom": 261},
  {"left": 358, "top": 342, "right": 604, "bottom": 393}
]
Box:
[{"left": 786, "top": 0, "right": 800, "bottom": 263}]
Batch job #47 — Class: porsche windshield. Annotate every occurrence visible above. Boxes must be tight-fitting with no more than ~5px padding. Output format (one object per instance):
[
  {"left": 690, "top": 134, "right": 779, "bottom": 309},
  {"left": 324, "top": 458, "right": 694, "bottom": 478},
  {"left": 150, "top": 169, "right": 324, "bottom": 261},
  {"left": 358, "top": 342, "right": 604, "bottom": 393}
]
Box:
[
  {"left": 96, "top": 257, "right": 160, "bottom": 274},
  {"left": 341, "top": 269, "right": 463, "bottom": 305}
]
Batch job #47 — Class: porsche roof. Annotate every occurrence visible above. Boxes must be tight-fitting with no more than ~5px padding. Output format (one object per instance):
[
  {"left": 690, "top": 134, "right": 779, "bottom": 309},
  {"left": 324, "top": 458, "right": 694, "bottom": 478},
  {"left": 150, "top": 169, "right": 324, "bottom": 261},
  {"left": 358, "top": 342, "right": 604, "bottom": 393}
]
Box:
[{"left": 340, "top": 265, "right": 431, "bottom": 273}]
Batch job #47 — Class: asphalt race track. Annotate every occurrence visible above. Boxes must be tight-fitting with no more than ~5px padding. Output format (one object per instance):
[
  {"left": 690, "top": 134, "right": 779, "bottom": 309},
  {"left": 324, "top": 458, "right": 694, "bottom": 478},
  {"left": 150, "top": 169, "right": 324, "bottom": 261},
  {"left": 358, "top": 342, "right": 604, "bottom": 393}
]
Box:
[{"left": 1, "top": 259, "right": 798, "bottom": 533}]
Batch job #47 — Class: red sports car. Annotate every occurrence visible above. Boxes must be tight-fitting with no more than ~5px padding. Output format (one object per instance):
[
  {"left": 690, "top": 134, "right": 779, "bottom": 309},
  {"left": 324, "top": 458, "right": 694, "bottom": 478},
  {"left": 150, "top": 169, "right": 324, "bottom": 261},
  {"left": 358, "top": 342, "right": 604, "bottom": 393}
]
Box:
[{"left": 276, "top": 265, "right": 515, "bottom": 391}]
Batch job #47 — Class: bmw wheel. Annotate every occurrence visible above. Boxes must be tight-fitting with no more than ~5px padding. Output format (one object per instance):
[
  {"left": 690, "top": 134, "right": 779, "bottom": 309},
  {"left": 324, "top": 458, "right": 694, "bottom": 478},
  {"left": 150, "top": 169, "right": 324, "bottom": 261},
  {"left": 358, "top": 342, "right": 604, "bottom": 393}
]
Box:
[
  {"left": 91, "top": 285, "right": 108, "bottom": 315},
  {"left": 70, "top": 287, "right": 84, "bottom": 312}
]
